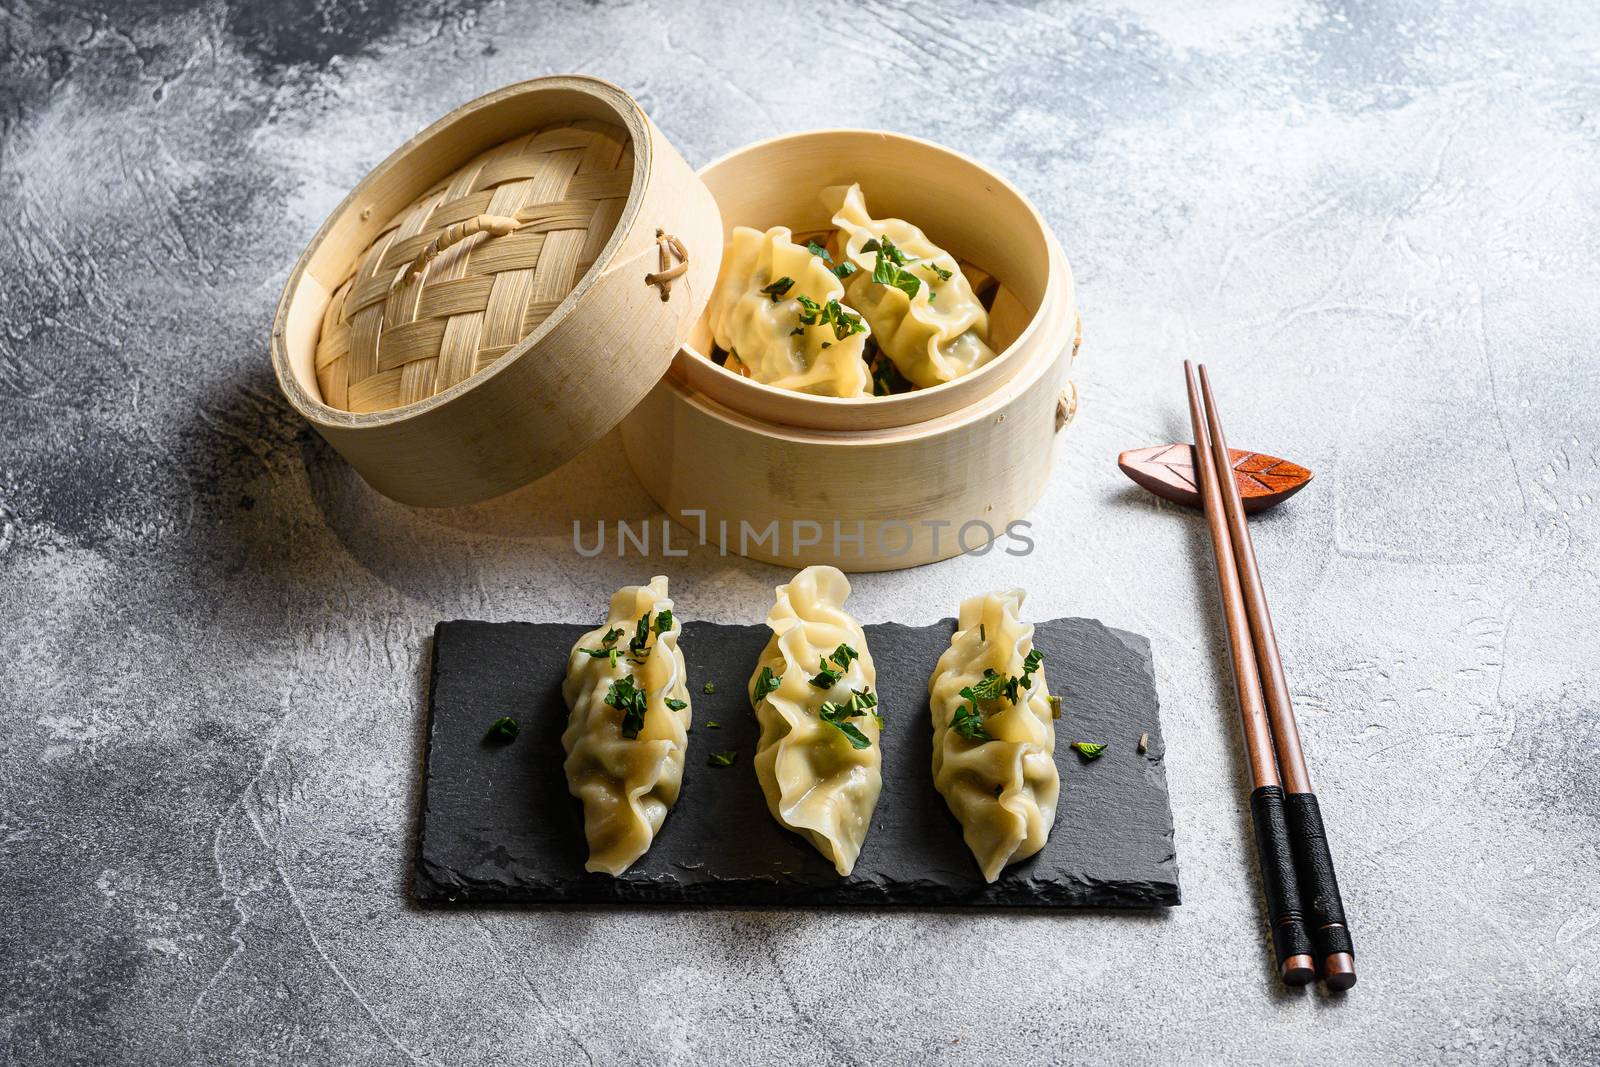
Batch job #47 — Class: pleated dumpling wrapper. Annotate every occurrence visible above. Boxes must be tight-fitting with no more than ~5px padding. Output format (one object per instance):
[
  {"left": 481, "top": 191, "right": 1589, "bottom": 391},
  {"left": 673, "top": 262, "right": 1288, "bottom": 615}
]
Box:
[
  {"left": 928, "top": 590, "right": 1059, "bottom": 882},
  {"left": 706, "top": 225, "right": 873, "bottom": 397},
  {"left": 824, "top": 182, "right": 996, "bottom": 389},
  {"left": 748, "top": 565, "right": 883, "bottom": 876},
  {"left": 561, "top": 576, "right": 691, "bottom": 876}
]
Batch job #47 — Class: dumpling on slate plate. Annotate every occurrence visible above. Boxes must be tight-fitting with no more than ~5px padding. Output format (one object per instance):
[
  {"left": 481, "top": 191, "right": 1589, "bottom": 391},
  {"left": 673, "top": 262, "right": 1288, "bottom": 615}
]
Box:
[
  {"left": 561, "top": 576, "right": 691, "bottom": 875},
  {"left": 748, "top": 565, "right": 883, "bottom": 876},
  {"left": 927, "top": 589, "right": 1059, "bottom": 882}
]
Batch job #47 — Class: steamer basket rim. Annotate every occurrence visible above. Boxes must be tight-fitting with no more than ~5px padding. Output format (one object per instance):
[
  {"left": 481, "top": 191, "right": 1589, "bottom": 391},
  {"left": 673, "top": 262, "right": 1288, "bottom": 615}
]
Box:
[{"left": 270, "top": 74, "right": 655, "bottom": 431}]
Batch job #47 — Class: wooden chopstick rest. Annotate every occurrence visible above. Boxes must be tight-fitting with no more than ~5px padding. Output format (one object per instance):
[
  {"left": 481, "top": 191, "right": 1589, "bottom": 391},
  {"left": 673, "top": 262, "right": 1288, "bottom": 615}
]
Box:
[{"left": 1117, "top": 443, "right": 1313, "bottom": 514}]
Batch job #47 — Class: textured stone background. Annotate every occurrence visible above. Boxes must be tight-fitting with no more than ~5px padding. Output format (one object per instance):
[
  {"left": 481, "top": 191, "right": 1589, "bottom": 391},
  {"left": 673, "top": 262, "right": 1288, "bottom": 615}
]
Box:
[{"left": 2, "top": 1, "right": 1597, "bottom": 1063}]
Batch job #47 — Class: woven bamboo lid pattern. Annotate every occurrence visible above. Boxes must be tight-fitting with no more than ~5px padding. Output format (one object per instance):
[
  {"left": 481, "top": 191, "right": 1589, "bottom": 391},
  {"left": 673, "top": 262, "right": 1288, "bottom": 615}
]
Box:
[{"left": 314, "top": 119, "right": 634, "bottom": 413}]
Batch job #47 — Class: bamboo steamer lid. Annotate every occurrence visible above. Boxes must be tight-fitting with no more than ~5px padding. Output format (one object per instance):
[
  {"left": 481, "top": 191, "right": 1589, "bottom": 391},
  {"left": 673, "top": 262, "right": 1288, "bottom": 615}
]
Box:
[{"left": 271, "top": 76, "right": 722, "bottom": 506}]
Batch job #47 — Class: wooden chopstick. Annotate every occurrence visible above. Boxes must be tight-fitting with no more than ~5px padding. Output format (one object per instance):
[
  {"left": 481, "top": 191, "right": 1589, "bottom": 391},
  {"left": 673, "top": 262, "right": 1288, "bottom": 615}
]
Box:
[
  {"left": 1182, "top": 361, "right": 1316, "bottom": 986},
  {"left": 1196, "top": 364, "right": 1357, "bottom": 990}
]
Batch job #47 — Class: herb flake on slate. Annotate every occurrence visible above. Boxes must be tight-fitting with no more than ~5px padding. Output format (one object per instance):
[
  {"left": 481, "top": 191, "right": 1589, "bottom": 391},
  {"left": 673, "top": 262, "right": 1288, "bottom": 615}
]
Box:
[
  {"left": 485, "top": 716, "right": 520, "bottom": 743},
  {"left": 1072, "top": 741, "right": 1107, "bottom": 760},
  {"left": 708, "top": 750, "right": 738, "bottom": 767},
  {"left": 702, "top": 681, "right": 717, "bottom": 695}
]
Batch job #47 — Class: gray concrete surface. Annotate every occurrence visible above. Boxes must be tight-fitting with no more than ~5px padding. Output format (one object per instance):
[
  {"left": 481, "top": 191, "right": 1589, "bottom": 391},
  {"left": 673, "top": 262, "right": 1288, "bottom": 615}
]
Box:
[{"left": 2, "top": 1, "right": 1597, "bottom": 1063}]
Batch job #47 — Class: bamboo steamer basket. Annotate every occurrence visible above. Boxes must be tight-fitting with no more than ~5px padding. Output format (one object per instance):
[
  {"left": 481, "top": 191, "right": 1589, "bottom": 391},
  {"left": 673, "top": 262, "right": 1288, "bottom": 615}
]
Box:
[
  {"left": 619, "top": 130, "right": 1080, "bottom": 571},
  {"left": 271, "top": 78, "right": 1079, "bottom": 571},
  {"left": 271, "top": 76, "right": 721, "bottom": 506}
]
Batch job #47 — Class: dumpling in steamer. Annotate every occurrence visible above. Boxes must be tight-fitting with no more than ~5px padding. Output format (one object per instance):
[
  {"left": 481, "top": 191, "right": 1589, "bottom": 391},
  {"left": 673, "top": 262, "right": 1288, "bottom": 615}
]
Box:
[
  {"left": 562, "top": 576, "right": 692, "bottom": 875},
  {"left": 748, "top": 565, "right": 883, "bottom": 875},
  {"left": 927, "top": 590, "right": 1059, "bottom": 882},
  {"left": 706, "top": 225, "right": 872, "bottom": 397},
  {"left": 824, "top": 182, "right": 996, "bottom": 389}
]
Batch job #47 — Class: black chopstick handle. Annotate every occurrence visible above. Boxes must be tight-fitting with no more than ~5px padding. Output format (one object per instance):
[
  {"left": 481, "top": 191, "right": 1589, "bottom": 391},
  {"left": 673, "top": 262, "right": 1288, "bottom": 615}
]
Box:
[
  {"left": 1285, "top": 792, "right": 1355, "bottom": 964},
  {"left": 1251, "top": 785, "right": 1314, "bottom": 979}
]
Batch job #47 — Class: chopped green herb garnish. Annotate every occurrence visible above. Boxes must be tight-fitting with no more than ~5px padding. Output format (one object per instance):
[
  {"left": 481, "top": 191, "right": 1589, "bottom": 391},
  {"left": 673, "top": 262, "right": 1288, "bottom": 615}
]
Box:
[
  {"left": 665, "top": 697, "right": 688, "bottom": 712},
  {"left": 654, "top": 609, "right": 674, "bottom": 634},
  {"left": 753, "top": 665, "right": 782, "bottom": 703},
  {"left": 922, "top": 262, "right": 953, "bottom": 281},
  {"left": 832, "top": 720, "right": 872, "bottom": 749},
  {"left": 861, "top": 235, "right": 908, "bottom": 265},
  {"left": 829, "top": 644, "right": 859, "bottom": 669},
  {"left": 485, "top": 716, "right": 520, "bottom": 743},
  {"left": 809, "top": 658, "right": 842, "bottom": 690},
  {"left": 818, "top": 700, "right": 873, "bottom": 749},
  {"left": 951, "top": 688, "right": 993, "bottom": 742},
  {"left": 760, "top": 276, "right": 795, "bottom": 301},
  {"left": 796, "top": 294, "right": 821, "bottom": 325},
  {"left": 705, "top": 721, "right": 721, "bottom": 729},
  {"left": 1050, "top": 695, "right": 1063, "bottom": 720},
  {"left": 708, "top": 750, "right": 738, "bottom": 766},
  {"left": 577, "top": 645, "right": 624, "bottom": 668},
  {"left": 969, "top": 668, "right": 1008, "bottom": 702},
  {"left": 627, "top": 614, "right": 652, "bottom": 660},
  {"left": 815, "top": 298, "right": 865, "bottom": 340},
  {"left": 604, "top": 676, "right": 648, "bottom": 739},
  {"left": 872, "top": 249, "right": 921, "bottom": 300},
  {"left": 979, "top": 623, "right": 986, "bottom": 642},
  {"left": 702, "top": 681, "right": 716, "bottom": 695},
  {"left": 806, "top": 241, "right": 833, "bottom": 263},
  {"left": 821, "top": 341, "right": 832, "bottom": 349},
  {"left": 1071, "top": 741, "right": 1107, "bottom": 760},
  {"left": 832, "top": 260, "right": 858, "bottom": 279},
  {"left": 790, "top": 327, "right": 805, "bottom": 336},
  {"left": 578, "top": 624, "right": 628, "bottom": 665},
  {"left": 1023, "top": 649, "right": 1045, "bottom": 675},
  {"left": 817, "top": 683, "right": 878, "bottom": 748}
]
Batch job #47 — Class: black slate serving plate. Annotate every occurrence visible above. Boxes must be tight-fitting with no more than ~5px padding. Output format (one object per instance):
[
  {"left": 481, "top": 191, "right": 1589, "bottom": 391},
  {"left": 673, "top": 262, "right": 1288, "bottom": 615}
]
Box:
[{"left": 415, "top": 618, "right": 1180, "bottom": 908}]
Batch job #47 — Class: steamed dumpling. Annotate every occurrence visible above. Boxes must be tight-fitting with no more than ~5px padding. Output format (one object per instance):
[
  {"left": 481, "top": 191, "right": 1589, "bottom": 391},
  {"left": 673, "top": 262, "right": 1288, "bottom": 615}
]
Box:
[
  {"left": 749, "top": 565, "right": 882, "bottom": 875},
  {"left": 825, "top": 183, "right": 996, "bottom": 389},
  {"left": 707, "top": 225, "right": 873, "bottom": 397},
  {"left": 928, "top": 590, "right": 1059, "bottom": 882},
  {"left": 562, "top": 576, "right": 691, "bottom": 875}
]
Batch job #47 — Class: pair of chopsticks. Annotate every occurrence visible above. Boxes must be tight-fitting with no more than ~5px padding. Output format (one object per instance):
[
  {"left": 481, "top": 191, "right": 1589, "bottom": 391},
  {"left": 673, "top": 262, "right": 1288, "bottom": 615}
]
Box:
[{"left": 1183, "top": 361, "right": 1357, "bottom": 991}]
